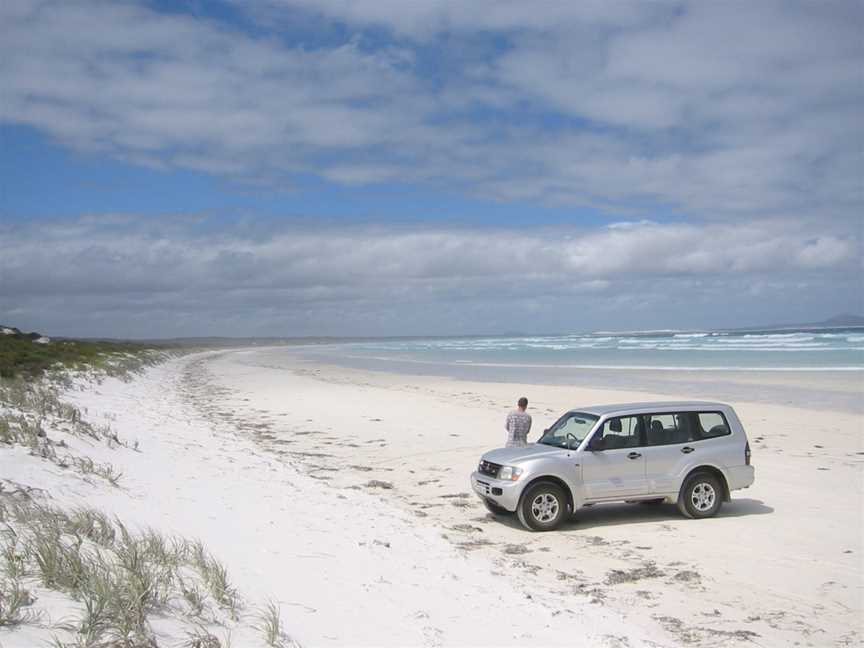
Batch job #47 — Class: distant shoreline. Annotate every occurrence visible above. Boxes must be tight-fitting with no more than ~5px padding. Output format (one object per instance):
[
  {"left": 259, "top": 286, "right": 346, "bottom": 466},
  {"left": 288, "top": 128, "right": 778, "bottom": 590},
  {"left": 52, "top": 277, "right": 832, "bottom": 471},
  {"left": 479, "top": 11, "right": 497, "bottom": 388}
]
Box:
[
  {"left": 38, "top": 318, "right": 864, "bottom": 346},
  {"left": 249, "top": 345, "right": 864, "bottom": 414}
]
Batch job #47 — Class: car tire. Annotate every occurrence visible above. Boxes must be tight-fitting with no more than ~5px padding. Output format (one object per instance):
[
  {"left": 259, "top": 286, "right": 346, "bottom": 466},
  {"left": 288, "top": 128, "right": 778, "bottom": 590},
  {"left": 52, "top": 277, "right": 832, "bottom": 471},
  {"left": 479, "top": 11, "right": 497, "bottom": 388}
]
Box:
[
  {"left": 677, "top": 472, "right": 723, "bottom": 519},
  {"left": 483, "top": 499, "right": 512, "bottom": 516},
  {"left": 517, "top": 481, "right": 568, "bottom": 531}
]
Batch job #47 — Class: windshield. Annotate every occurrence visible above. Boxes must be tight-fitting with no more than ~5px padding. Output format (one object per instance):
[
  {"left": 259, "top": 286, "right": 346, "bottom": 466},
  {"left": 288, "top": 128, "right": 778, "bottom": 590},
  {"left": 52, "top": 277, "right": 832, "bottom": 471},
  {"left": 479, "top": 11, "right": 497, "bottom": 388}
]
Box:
[{"left": 539, "top": 412, "right": 599, "bottom": 449}]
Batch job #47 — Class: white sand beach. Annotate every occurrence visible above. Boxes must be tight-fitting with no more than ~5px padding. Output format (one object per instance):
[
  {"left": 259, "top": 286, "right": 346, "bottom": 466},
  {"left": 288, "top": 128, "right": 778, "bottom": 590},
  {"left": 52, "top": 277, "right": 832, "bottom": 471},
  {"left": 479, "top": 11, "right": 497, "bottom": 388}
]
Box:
[{"left": 2, "top": 348, "right": 862, "bottom": 647}]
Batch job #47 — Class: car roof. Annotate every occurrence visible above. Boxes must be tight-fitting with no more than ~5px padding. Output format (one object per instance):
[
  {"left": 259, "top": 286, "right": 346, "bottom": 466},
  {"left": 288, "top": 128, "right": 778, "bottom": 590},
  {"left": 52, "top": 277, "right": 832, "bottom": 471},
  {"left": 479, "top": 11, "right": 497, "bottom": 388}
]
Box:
[{"left": 573, "top": 401, "right": 731, "bottom": 417}]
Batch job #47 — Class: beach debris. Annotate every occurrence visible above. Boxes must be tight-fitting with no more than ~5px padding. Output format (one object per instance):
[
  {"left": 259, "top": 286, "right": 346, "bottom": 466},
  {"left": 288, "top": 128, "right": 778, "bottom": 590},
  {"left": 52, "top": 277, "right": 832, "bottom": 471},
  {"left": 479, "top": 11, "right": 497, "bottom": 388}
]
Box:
[
  {"left": 654, "top": 615, "right": 760, "bottom": 644},
  {"left": 517, "top": 562, "right": 541, "bottom": 575},
  {"left": 373, "top": 539, "right": 391, "bottom": 548},
  {"left": 455, "top": 538, "right": 493, "bottom": 551},
  {"left": 502, "top": 543, "right": 530, "bottom": 555},
  {"left": 585, "top": 586, "right": 607, "bottom": 604},
  {"left": 673, "top": 570, "right": 701, "bottom": 583},
  {"left": 291, "top": 451, "right": 334, "bottom": 458},
  {"left": 364, "top": 479, "right": 394, "bottom": 489},
  {"left": 438, "top": 492, "right": 470, "bottom": 499},
  {"left": 556, "top": 570, "right": 582, "bottom": 582},
  {"left": 449, "top": 523, "right": 483, "bottom": 533},
  {"left": 308, "top": 464, "right": 339, "bottom": 472},
  {"left": 605, "top": 562, "right": 664, "bottom": 585}
]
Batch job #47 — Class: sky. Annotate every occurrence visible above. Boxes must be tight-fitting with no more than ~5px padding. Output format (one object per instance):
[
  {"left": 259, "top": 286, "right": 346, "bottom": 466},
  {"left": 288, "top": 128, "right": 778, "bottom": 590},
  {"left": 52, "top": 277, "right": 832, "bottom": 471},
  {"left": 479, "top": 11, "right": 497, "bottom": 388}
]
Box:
[{"left": 1, "top": 0, "right": 862, "bottom": 338}]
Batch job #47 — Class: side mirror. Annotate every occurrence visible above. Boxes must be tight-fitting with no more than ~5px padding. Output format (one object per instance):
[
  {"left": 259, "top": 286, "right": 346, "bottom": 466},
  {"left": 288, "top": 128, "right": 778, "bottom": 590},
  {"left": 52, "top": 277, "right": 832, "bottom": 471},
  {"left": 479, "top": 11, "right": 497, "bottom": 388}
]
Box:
[{"left": 588, "top": 436, "right": 605, "bottom": 451}]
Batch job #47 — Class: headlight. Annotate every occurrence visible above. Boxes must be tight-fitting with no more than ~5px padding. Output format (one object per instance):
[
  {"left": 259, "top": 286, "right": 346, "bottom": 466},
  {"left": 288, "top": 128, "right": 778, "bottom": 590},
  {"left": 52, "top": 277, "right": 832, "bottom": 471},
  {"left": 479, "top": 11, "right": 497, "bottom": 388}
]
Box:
[{"left": 498, "top": 466, "right": 523, "bottom": 481}]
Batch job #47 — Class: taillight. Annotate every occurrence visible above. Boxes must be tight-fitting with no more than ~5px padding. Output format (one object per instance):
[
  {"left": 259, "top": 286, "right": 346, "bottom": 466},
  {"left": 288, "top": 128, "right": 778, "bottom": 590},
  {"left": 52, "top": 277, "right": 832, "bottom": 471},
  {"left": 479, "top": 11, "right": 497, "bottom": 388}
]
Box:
[{"left": 745, "top": 441, "right": 751, "bottom": 466}]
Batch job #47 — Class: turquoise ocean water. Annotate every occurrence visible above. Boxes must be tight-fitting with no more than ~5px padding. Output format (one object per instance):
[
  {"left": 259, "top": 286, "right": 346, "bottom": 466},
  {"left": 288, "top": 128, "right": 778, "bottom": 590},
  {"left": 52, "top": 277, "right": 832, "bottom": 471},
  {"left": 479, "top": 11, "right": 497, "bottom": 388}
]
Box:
[{"left": 329, "top": 327, "right": 864, "bottom": 372}]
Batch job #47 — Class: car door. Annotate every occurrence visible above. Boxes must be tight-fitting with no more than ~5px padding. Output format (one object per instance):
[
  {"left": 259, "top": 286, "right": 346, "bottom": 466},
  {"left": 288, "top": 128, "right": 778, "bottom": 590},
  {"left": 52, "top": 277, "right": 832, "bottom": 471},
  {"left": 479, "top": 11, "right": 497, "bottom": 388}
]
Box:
[
  {"left": 580, "top": 415, "right": 648, "bottom": 500},
  {"left": 640, "top": 412, "right": 696, "bottom": 494}
]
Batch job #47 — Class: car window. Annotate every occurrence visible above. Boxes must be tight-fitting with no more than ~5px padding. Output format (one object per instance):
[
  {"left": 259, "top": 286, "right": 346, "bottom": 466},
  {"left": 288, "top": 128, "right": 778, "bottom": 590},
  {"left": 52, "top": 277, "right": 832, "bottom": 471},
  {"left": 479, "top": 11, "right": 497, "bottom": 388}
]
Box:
[
  {"left": 644, "top": 412, "right": 695, "bottom": 446},
  {"left": 598, "top": 415, "right": 641, "bottom": 449},
  {"left": 539, "top": 412, "right": 598, "bottom": 448},
  {"left": 697, "top": 412, "right": 730, "bottom": 438}
]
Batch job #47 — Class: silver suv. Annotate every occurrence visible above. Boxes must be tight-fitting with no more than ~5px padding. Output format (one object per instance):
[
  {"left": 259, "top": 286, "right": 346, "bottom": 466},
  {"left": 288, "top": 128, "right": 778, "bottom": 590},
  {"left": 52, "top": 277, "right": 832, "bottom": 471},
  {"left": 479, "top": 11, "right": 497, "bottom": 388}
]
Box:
[{"left": 470, "top": 401, "right": 755, "bottom": 531}]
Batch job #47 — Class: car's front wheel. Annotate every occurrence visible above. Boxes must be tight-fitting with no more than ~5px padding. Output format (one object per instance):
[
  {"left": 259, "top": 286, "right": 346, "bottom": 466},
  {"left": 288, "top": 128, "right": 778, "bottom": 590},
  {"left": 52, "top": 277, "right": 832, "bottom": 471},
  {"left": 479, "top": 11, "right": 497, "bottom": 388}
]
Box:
[
  {"left": 677, "top": 472, "right": 723, "bottom": 519},
  {"left": 517, "top": 481, "right": 568, "bottom": 531}
]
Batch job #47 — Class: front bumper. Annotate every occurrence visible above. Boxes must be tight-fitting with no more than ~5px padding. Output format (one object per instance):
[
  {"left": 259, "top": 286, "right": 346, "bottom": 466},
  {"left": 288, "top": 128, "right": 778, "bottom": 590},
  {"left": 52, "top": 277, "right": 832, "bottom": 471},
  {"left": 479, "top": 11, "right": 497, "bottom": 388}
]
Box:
[{"left": 470, "top": 471, "right": 523, "bottom": 512}]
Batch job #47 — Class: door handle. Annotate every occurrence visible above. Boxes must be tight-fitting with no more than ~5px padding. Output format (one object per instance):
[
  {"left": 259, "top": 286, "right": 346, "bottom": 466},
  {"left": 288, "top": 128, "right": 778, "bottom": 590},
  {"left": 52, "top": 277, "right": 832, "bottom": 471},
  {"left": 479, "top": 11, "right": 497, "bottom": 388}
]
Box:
[
  {"left": 681, "top": 446, "right": 694, "bottom": 454},
  {"left": 627, "top": 452, "right": 642, "bottom": 459}
]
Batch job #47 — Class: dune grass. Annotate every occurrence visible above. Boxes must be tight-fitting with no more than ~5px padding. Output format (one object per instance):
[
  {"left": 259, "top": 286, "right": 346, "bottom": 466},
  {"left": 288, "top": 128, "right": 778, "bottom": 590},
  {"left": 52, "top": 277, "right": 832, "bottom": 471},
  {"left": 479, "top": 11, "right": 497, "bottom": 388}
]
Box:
[
  {"left": 0, "top": 495, "right": 251, "bottom": 646},
  {"left": 0, "top": 579, "right": 38, "bottom": 627},
  {"left": 0, "top": 377, "right": 132, "bottom": 488},
  {"left": 190, "top": 540, "right": 240, "bottom": 618},
  {"left": 0, "top": 334, "right": 303, "bottom": 646},
  {"left": 183, "top": 625, "right": 231, "bottom": 648},
  {"left": 254, "top": 600, "right": 304, "bottom": 648}
]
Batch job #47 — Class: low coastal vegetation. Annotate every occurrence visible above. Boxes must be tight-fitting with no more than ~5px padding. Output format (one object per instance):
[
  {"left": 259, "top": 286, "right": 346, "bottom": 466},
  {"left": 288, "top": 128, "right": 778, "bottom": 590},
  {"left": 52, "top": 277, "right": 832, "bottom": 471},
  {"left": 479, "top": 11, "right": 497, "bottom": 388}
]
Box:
[
  {"left": 0, "top": 325, "right": 167, "bottom": 381},
  {"left": 0, "top": 491, "right": 296, "bottom": 646},
  {"left": 0, "top": 375, "right": 131, "bottom": 488},
  {"left": 0, "top": 325, "right": 171, "bottom": 488},
  {"left": 0, "top": 326, "right": 300, "bottom": 646}
]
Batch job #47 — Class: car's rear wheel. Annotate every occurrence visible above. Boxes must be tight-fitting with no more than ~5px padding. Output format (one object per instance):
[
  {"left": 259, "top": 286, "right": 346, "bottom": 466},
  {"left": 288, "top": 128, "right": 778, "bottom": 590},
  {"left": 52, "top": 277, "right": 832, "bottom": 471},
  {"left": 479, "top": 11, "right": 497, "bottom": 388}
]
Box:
[
  {"left": 677, "top": 472, "right": 722, "bottom": 519},
  {"left": 483, "top": 499, "right": 512, "bottom": 516},
  {"left": 517, "top": 481, "right": 568, "bottom": 531}
]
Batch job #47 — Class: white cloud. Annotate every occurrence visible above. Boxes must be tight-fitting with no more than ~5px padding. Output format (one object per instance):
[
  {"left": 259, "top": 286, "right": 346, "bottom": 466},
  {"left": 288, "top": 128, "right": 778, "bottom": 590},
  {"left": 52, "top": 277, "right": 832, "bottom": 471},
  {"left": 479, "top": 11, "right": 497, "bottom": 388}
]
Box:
[
  {"left": 1, "top": 0, "right": 861, "bottom": 222},
  {"left": 242, "top": 1, "right": 657, "bottom": 38},
  {"left": 1, "top": 217, "right": 859, "bottom": 336}
]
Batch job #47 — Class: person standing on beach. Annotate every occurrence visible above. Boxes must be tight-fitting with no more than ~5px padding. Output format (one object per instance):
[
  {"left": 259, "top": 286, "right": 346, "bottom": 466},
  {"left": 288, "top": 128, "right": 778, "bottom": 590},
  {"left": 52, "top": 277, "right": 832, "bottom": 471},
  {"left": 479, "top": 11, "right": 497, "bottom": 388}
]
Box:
[{"left": 505, "top": 397, "right": 532, "bottom": 447}]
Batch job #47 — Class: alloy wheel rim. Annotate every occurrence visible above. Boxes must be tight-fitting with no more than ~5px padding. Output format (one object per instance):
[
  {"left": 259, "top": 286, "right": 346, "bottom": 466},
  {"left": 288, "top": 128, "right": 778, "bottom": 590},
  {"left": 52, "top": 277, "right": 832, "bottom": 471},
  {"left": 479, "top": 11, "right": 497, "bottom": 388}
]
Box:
[
  {"left": 531, "top": 493, "right": 560, "bottom": 522},
  {"left": 691, "top": 482, "right": 716, "bottom": 511}
]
